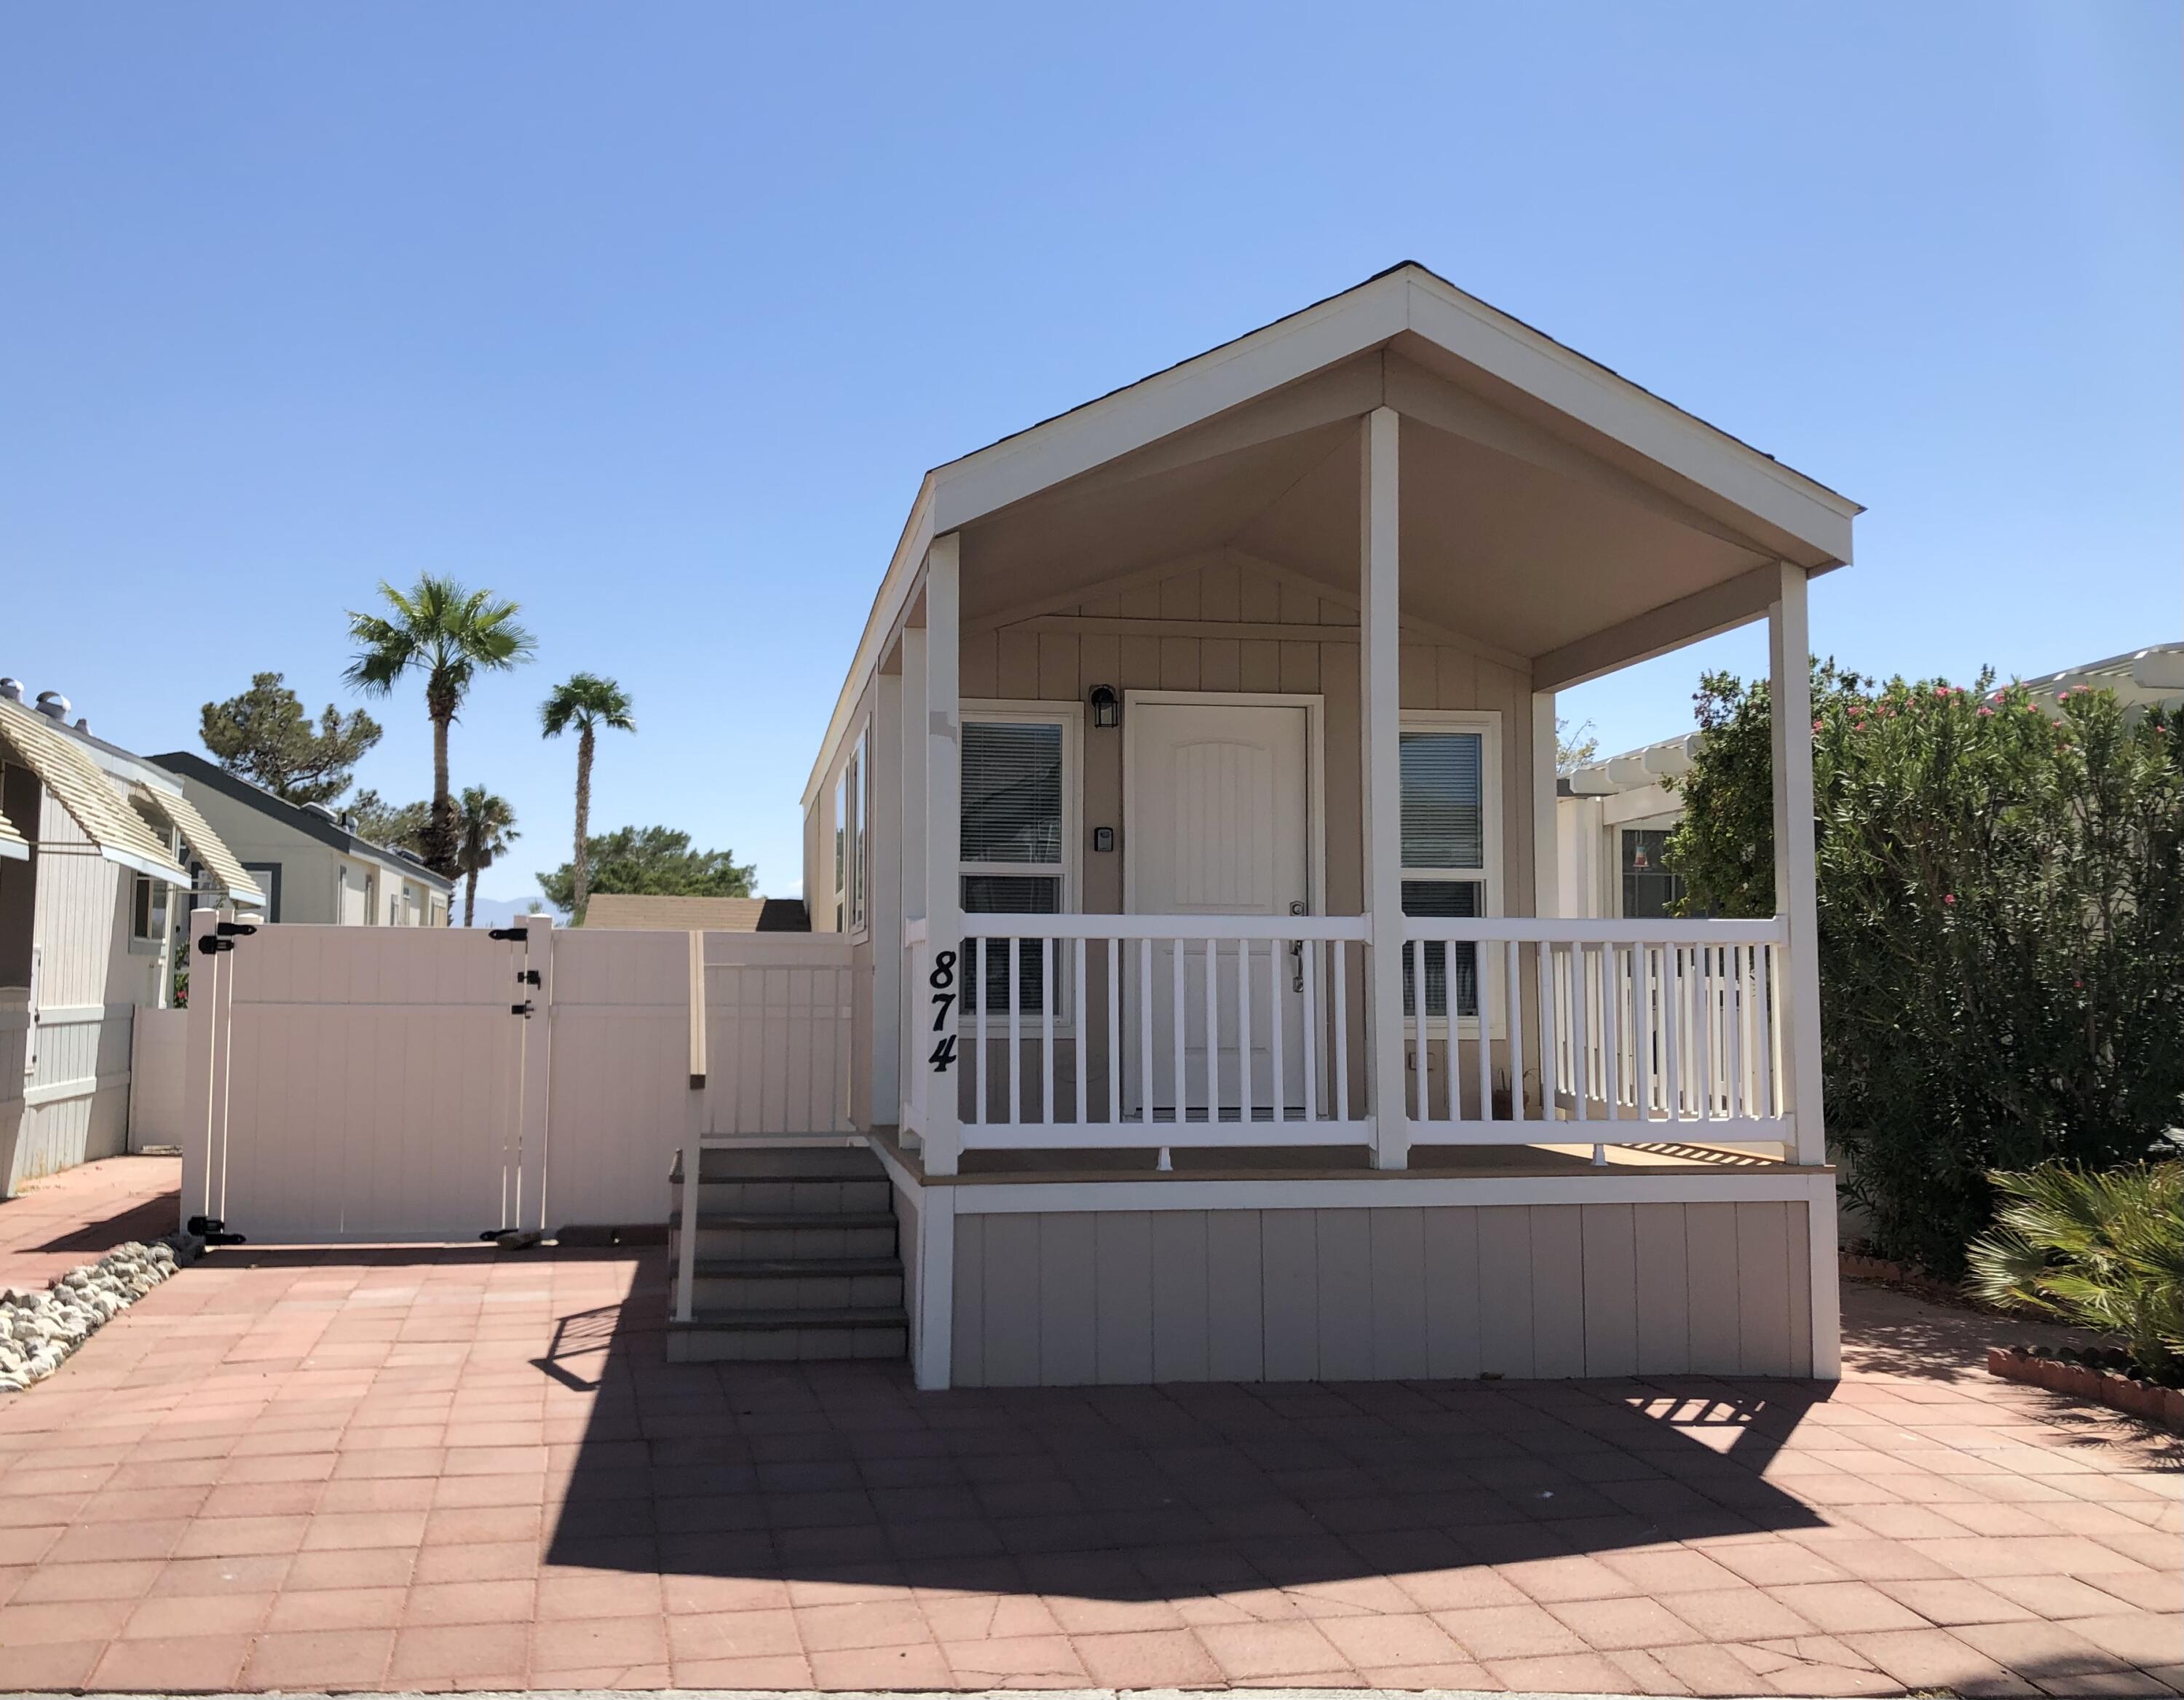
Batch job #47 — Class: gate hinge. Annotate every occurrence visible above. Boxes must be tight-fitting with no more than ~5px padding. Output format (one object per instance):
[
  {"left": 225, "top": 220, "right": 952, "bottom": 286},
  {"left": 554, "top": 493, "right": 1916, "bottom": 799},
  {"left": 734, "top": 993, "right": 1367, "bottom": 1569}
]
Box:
[
  {"left": 516, "top": 968, "right": 540, "bottom": 987},
  {"left": 489, "top": 926, "right": 529, "bottom": 942},
  {"left": 511, "top": 1000, "right": 534, "bottom": 1017}
]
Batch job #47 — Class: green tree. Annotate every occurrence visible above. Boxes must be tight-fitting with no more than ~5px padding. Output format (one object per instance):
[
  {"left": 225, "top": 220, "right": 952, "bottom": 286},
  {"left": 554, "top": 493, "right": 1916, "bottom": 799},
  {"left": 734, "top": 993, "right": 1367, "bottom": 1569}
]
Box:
[
  {"left": 199, "top": 672, "right": 382, "bottom": 804},
  {"left": 1555, "top": 716, "right": 1599, "bottom": 775},
  {"left": 539, "top": 673, "right": 636, "bottom": 925},
  {"left": 347, "top": 789, "right": 431, "bottom": 855},
  {"left": 537, "top": 826, "right": 755, "bottom": 915},
  {"left": 1668, "top": 664, "right": 2184, "bottom": 1271},
  {"left": 454, "top": 786, "right": 519, "bottom": 929},
  {"left": 344, "top": 576, "right": 534, "bottom": 875}
]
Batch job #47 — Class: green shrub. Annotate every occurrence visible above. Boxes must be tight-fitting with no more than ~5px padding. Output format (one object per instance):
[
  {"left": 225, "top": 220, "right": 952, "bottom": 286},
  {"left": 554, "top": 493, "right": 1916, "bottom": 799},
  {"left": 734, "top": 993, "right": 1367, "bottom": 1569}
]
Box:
[
  {"left": 1965, "top": 1161, "right": 2184, "bottom": 1385},
  {"left": 1667, "top": 667, "right": 2184, "bottom": 1273}
]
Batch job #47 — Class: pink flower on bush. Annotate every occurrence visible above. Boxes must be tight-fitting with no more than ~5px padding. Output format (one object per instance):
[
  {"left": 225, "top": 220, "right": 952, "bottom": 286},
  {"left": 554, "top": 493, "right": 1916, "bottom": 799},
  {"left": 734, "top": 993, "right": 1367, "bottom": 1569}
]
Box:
[
  {"left": 1977, "top": 706, "right": 1995, "bottom": 717},
  {"left": 1942, "top": 893, "right": 1956, "bottom": 906}
]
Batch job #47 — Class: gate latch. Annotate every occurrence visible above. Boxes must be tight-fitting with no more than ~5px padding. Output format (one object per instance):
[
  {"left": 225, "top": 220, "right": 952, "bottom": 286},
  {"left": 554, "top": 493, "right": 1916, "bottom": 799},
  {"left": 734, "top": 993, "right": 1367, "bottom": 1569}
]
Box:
[
  {"left": 516, "top": 968, "right": 540, "bottom": 987},
  {"left": 510, "top": 1000, "right": 534, "bottom": 1018},
  {"left": 490, "top": 926, "right": 529, "bottom": 942},
  {"left": 216, "top": 920, "right": 258, "bottom": 938}
]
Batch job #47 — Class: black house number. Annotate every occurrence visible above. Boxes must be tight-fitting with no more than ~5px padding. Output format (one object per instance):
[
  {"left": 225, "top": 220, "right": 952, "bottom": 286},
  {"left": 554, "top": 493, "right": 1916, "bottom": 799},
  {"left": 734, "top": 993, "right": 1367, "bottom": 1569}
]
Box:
[{"left": 927, "top": 949, "right": 957, "bottom": 1073}]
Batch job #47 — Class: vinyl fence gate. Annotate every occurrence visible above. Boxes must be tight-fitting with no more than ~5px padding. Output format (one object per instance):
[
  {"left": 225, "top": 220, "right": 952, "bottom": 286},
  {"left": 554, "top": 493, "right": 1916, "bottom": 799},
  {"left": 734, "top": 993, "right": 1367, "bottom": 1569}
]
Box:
[{"left": 180, "top": 912, "right": 857, "bottom": 1244}]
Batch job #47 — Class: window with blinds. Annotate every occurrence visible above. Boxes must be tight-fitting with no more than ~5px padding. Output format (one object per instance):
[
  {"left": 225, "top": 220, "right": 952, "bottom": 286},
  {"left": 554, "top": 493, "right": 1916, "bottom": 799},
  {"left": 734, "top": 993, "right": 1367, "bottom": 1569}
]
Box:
[
  {"left": 960, "top": 712, "right": 1073, "bottom": 1014},
  {"left": 1398, "top": 721, "right": 1497, "bottom": 1021}
]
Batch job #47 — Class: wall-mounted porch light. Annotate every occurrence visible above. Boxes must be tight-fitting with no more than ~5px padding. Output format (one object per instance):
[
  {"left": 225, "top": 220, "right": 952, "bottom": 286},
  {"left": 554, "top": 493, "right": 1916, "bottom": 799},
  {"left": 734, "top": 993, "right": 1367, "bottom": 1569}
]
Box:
[{"left": 1088, "top": 684, "right": 1120, "bottom": 729}]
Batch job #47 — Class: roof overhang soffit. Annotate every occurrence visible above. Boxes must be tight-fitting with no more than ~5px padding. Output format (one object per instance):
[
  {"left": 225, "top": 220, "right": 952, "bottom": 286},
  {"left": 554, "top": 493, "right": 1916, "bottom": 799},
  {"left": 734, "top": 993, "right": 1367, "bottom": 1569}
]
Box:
[{"left": 928, "top": 267, "right": 1855, "bottom": 568}]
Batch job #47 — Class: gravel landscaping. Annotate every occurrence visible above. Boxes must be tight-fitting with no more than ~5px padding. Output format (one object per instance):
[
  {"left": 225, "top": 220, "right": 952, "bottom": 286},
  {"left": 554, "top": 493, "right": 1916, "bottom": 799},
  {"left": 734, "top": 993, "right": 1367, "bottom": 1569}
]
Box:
[{"left": 0, "top": 1231, "right": 202, "bottom": 1392}]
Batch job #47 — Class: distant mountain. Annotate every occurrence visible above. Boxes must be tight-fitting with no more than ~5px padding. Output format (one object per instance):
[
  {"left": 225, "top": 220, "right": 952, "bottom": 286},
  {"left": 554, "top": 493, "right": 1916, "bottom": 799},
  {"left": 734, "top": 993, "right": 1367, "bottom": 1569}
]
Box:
[{"left": 458, "top": 893, "right": 564, "bottom": 930}]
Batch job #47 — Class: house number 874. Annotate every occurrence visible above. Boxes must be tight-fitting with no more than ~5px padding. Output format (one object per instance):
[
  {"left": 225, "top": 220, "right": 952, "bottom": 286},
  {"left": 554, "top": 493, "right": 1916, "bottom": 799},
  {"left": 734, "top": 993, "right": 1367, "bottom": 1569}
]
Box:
[{"left": 927, "top": 949, "right": 957, "bottom": 1073}]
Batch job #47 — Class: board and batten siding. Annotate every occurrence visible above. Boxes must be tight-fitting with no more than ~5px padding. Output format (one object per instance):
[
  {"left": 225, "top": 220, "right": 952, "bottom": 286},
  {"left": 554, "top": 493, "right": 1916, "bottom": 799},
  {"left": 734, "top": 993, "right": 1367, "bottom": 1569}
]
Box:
[
  {"left": 961, "top": 550, "right": 1539, "bottom": 922},
  {"left": 951, "top": 1200, "right": 1812, "bottom": 1386},
  {"left": 6, "top": 791, "right": 143, "bottom": 1190}
]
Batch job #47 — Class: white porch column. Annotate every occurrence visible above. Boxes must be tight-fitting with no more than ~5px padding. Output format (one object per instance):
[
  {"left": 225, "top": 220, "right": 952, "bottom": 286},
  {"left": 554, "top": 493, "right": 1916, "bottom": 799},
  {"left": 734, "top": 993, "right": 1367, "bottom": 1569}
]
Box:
[
  {"left": 1770, "top": 561, "right": 1840, "bottom": 1377},
  {"left": 921, "top": 536, "right": 963, "bottom": 1180},
  {"left": 869, "top": 662, "right": 903, "bottom": 1124},
  {"left": 898, "top": 625, "right": 928, "bottom": 1141},
  {"left": 1768, "top": 563, "right": 1825, "bottom": 1165},
  {"left": 1359, "top": 407, "right": 1408, "bottom": 1169},
  {"left": 1530, "top": 690, "right": 1559, "bottom": 918},
  {"left": 912, "top": 539, "right": 963, "bottom": 1393}
]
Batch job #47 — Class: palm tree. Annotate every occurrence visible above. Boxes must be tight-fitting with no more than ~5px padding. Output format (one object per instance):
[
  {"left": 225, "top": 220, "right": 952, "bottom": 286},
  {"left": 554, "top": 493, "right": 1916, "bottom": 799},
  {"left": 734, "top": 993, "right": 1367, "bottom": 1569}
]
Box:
[
  {"left": 344, "top": 576, "right": 534, "bottom": 875},
  {"left": 539, "top": 673, "right": 636, "bottom": 925},
  {"left": 454, "top": 786, "right": 519, "bottom": 928}
]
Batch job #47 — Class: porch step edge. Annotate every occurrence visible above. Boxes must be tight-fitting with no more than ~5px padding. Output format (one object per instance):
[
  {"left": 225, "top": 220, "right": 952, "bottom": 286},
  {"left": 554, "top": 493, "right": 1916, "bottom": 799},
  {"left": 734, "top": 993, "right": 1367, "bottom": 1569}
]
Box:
[{"left": 668, "top": 1305, "right": 908, "bottom": 1332}]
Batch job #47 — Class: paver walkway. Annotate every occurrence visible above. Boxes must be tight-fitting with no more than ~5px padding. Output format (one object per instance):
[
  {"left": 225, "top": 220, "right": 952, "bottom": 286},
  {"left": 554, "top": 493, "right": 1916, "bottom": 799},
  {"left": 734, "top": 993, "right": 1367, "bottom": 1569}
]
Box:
[
  {"left": 0, "top": 1153, "right": 181, "bottom": 1291},
  {"left": 0, "top": 1161, "right": 2175, "bottom": 1697}
]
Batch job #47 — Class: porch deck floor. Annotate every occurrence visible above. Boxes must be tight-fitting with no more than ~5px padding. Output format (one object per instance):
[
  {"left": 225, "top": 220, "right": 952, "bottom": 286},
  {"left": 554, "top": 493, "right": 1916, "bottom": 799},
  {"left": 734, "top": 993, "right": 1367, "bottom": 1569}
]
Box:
[
  {"left": 0, "top": 1160, "right": 2173, "bottom": 1699},
  {"left": 876, "top": 1129, "right": 1802, "bottom": 1183}
]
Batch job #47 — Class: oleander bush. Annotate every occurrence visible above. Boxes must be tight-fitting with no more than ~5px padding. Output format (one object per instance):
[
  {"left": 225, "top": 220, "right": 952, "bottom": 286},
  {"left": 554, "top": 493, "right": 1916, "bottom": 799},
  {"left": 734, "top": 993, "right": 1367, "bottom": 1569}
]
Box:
[
  {"left": 1966, "top": 1161, "right": 2184, "bottom": 1385},
  {"left": 1666, "top": 666, "right": 2184, "bottom": 1273}
]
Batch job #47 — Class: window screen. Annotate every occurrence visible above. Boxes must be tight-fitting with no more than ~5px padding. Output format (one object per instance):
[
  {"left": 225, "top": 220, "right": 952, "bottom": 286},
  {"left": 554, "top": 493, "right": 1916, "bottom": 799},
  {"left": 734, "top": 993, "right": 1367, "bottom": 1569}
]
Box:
[
  {"left": 1400, "top": 731, "right": 1484, "bottom": 869},
  {"left": 962, "top": 722, "right": 1063, "bottom": 864},
  {"left": 1401, "top": 879, "right": 1478, "bottom": 1019}
]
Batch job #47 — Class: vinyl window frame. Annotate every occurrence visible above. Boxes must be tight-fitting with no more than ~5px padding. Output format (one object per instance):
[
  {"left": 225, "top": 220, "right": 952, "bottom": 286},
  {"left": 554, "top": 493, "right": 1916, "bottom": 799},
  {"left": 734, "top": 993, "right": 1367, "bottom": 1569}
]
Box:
[
  {"left": 958, "top": 699, "right": 1083, "bottom": 1024},
  {"left": 829, "top": 723, "right": 871, "bottom": 939},
  {"left": 1398, "top": 708, "right": 1503, "bottom": 1035}
]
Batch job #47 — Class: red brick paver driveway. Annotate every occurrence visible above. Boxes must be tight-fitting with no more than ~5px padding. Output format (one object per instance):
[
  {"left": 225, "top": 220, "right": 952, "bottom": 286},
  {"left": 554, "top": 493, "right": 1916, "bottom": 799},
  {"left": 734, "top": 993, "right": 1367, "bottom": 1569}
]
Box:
[{"left": 0, "top": 1163, "right": 2177, "bottom": 1696}]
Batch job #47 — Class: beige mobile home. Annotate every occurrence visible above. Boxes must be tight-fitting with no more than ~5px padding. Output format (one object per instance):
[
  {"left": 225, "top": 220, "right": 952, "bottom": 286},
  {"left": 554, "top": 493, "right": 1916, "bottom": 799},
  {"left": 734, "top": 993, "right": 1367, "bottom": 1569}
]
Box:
[
  {"left": 767, "top": 264, "right": 1859, "bottom": 1390},
  {"left": 153, "top": 752, "right": 453, "bottom": 928},
  {"left": 0, "top": 687, "right": 264, "bottom": 1193}
]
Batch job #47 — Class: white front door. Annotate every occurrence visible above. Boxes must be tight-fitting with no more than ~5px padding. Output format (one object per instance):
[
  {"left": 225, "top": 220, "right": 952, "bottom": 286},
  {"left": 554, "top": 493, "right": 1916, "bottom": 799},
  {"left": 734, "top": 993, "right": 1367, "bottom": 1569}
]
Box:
[{"left": 1125, "top": 699, "right": 1313, "bottom": 1120}]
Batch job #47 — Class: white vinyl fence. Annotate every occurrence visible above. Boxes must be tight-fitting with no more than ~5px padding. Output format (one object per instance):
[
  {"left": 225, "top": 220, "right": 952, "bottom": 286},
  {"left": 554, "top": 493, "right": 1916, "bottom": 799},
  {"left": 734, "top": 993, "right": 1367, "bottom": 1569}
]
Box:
[{"left": 181, "top": 912, "right": 853, "bottom": 1244}]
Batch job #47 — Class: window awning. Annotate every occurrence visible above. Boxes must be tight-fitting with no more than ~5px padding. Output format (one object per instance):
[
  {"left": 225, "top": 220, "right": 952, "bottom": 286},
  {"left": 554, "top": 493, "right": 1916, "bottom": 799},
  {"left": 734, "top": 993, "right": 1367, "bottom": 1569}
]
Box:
[
  {"left": 130, "top": 786, "right": 266, "bottom": 909},
  {"left": 0, "top": 696, "right": 189, "bottom": 887}
]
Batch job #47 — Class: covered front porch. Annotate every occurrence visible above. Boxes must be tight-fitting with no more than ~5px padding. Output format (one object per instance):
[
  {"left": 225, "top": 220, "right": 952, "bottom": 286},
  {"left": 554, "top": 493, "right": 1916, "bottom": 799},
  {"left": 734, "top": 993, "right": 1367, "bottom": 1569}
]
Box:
[{"left": 801, "top": 267, "right": 1856, "bottom": 1385}]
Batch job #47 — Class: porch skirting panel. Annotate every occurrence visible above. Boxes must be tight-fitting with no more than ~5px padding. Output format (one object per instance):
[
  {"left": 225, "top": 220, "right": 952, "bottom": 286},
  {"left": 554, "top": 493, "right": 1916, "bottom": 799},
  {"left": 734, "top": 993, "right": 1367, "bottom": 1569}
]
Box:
[{"left": 949, "top": 1200, "right": 1812, "bottom": 1387}]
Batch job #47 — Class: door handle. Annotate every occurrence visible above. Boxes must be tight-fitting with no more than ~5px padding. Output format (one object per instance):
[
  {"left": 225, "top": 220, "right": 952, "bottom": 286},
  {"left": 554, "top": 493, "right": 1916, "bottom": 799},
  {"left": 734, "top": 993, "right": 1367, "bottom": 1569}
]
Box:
[{"left": 1289, "top": 901, "right": 1307, "bottom": 992}]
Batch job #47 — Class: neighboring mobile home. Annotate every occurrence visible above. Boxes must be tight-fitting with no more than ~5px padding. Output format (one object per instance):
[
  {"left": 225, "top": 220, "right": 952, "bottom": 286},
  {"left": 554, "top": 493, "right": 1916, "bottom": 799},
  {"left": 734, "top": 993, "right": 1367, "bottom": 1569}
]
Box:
[
  {"left": 153, "top": 752, "right": 453, "bottom": 928},
  {"left": 1554, "top": 640, "right": 2184, "bottom": 921},
  {"left": 787, "top": 264, "right": 1859, "bottom": 1389},
  {"left": 581, "top": 894, "right": 810, "bottom": 931},
  {"left": 0, "top": 685, "right": 263, "bottom": 1193}
]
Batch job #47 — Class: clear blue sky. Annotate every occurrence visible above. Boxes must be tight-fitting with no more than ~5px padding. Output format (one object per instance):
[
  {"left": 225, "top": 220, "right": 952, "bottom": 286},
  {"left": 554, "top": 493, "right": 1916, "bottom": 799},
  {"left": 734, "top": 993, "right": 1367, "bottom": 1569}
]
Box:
[{"left": 4, "top": 3, "right": 2177, "bottom": 906}]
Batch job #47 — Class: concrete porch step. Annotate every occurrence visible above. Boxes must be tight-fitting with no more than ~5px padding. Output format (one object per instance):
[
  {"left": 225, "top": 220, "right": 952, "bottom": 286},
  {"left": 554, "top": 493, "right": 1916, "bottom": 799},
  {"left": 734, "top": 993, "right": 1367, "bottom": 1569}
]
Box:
[
  {"left": 668, "top": 1176, "right": 895, "bottom": 1217},
  {"left": 665, "top": 1306, "right": 909, "bottom": 1363},
  {"left": 668, "top": 1211, "right": 898, "bottom": 1262},
  {"left": 669, "top": 1256, "right": 903, "bottom": 1312}
]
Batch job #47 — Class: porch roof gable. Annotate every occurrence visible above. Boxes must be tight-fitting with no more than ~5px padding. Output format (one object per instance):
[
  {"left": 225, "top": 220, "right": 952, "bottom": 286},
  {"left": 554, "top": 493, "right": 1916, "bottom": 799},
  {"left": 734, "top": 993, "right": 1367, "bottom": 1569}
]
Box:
[
  {"left": 928, "top": 262, "right": 1859, "bottom": 556},
  {"left": 804, "top": 264, "right": 1862, "bottom": 806}
]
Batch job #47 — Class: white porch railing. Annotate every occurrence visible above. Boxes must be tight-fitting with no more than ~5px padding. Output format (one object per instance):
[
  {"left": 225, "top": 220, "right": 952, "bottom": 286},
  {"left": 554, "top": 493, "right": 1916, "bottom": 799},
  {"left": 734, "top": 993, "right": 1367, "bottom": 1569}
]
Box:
[
  {"left": 1401, "top": 917, "right": 1788, "bottom": 1145},
  {"left": 938, "top": 914, "right": 1373, "bottom": 1151},
  {"left": 905, "top": 913, "right": 1790, "bottom": 1158}
]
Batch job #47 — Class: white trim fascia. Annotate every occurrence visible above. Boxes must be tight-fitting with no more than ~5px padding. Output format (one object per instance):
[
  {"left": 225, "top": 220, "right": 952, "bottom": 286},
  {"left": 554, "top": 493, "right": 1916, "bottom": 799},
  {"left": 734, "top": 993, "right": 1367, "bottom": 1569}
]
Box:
[
  {"left": 949, "top": 1167, "right": 1832, "bottom": 1214},
  {"left": 803, "top": 483, "right": 937, "bottom": 810},
  {"left": 930, "top": 266, "right": 1856, "bottom": 556},
  {"left": 931, "top": 280, "right": 1412, "bottom": 534},
  {"left": 1398, "top": 274, "right": 1859, "bottom": 551}
]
